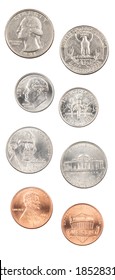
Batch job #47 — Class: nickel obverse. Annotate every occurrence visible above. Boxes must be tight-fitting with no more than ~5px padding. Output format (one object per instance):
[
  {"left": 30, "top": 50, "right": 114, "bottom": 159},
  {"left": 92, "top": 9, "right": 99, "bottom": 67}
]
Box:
[
  {"left": 5, "top": 9, "right": 54, "bottom": 58},
  {"left": 6, "top": 127, "right": 53, "bottom": 174},
  {"left": 60, "top": 25, "right": 109, "bottom": 74}
]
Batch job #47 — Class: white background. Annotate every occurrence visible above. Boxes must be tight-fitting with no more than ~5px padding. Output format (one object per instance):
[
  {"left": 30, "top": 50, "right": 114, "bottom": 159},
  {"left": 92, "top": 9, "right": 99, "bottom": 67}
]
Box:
[{"left": 0, "top": 0, "right": 115, "bottom": 279}]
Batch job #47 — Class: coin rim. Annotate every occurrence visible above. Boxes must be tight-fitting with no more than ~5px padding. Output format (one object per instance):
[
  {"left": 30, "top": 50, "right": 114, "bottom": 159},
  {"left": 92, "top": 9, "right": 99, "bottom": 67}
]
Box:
[{"left": 11, "top": 186, "right": 53, "bottom": 229}]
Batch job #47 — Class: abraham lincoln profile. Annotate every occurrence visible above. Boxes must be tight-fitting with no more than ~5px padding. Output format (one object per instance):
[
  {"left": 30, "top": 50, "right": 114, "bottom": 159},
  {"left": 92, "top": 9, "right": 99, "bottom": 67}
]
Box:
[{"left": 19, "top": 192, "right": 42, "bottom": 227}]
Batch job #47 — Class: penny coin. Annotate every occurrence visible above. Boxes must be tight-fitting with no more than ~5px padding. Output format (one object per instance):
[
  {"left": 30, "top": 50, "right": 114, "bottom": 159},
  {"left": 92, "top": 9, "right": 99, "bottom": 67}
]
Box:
[
  {"left": 15, "top": 73, "right": 55, "bottom": 112},
  {"left": 60, "top": 25, "right": 109, "bottom": 74},
  {"left": 11, "top": 187, "right": 53, "bottom": 229},
  {"left": 61, "top": 203, "right": 104, "bottom": 245},
  {"left": 5, "top": 9, "right": 54, "bottom": 58},
  {"left": 59, "top": 87, "right": 98, "bottom": 127},
  {"left": 60, "top": 141, "right": 107, "bottom": 188},
  {"left": 6, "top": 127, "right": 53, "bottom": 173}
]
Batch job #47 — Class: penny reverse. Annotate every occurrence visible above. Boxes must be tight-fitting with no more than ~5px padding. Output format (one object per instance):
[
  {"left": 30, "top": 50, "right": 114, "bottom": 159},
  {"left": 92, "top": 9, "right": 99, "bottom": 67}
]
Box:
[{"left": 61, "top": 203, "right": 104, "bottom": 245}]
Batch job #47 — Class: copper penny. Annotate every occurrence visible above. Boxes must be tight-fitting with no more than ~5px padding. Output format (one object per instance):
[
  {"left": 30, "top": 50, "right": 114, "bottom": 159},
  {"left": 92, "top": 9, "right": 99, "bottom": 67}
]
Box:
[
  {"left": 11, "top": 187, "right": 53, "bottom": 229},
  {"left": 61, "top": 203, "right": 104, "bottom": 245}
]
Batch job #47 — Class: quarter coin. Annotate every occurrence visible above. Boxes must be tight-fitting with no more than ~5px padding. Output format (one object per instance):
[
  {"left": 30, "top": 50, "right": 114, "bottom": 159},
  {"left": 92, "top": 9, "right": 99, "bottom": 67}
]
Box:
[
  {"left": 60, "top": 141, "right": 107, "bottom": 188},
  {"left": 5, "top": 9, "right": 54, "bottom": 58},
  {"left": 60, "top": 25, "right": 109, "bottom": 74},
  {"left": 15, "top": 73, "right": 54, "bottom": 112},
  {"left": 6, "top": 127, "right": 53, "bottom": 173},
  {"left": 61, "top": 203, "right": 104, "bottom": 245},
  {"left": 11, "top": 187, "right": 53, "bottom": 229},
  {"left": 59, "top": 87, "right": 98, "bottom": 127}
]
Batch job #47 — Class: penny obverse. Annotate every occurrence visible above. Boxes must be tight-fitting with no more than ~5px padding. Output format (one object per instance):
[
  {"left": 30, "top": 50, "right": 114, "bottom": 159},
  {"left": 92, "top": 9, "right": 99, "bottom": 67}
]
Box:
[{"left": 11, "top": 187, "right": 53, "bottom": 229}]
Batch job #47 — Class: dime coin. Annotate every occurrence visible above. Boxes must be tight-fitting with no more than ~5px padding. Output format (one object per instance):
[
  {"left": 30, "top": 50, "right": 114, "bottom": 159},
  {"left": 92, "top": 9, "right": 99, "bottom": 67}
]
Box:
[
  {"left": 61, "top": 203, "right": 104, "bottom": 245},
  {"left": 59, "top": 87, "right": 98, "bottom": 127},
  {"left": 60, "top": 25, "right": 109, "bottom": 74},
  {"left": 11, "top": 187, "right": 53, "bottom": 229},
  {"left": 6, "top": 127, "right": 53, "bottom": 173},
  {"left": 5, "top": 9, "right": 54, "bottom": 58},
  {"left": 60, "top": 141, "right": 107, "bottom": 188},
  {"left": 15, "top": 73, "right": 55, "bottom": 112}
]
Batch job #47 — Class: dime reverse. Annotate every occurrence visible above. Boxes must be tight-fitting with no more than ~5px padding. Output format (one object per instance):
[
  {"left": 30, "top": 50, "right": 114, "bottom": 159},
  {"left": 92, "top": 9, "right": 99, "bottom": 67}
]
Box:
[{"left": 59, "top": 87, "right": 99, "bottom": 127}]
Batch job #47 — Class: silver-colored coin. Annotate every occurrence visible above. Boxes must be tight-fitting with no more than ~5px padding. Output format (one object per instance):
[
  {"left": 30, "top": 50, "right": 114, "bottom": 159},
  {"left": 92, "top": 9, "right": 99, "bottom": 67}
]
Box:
[
  {"left": 15, "top": 73, "right": 54, "bottom": 112},
  {"left": 60, "top": 25, "right": 109, "bottom": 74},
  {"left": 5, "top": 9, "right": 54, "bottom": 58},
  {"left": 59, "top": 87, "right": 98, "bottom": 127},
  {"left": 60, "top": 141, "right": 107, "bottom": 188},
  {"left": 6, "top": 127, "right": 53, "bottom": 173}
]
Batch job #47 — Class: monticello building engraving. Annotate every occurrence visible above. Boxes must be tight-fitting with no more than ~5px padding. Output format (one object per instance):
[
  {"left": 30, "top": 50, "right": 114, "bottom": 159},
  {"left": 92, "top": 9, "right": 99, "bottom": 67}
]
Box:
[{"left": 64, "top": 154, "right": 104, "bottom": 172}]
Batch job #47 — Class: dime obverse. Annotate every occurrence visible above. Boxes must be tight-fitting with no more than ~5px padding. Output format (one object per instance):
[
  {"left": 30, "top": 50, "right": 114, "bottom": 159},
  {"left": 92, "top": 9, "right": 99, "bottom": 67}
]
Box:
[
  {"left": 59, "top": 87, "right": 98, "bottom": 127},
  {"left": 11, "top": 187, "right": 53, "bottom": 229},
  {"left": 15, "top": 73, "right": 54, "bottom": 112},
  {"left": 60, "top": 25, "right": 109, "bottom": 74},
  {"left": 61, "top": 203, "right": 104, "bottom": 245},
  {"left": 60, "top": 141, "right": 107, "bottom": 188},
  {"left": 6, "top": 127, "right": 53, "bottom": 173},
  {"left": 5, "top": 9, "right": 54, "bottom": 58}
]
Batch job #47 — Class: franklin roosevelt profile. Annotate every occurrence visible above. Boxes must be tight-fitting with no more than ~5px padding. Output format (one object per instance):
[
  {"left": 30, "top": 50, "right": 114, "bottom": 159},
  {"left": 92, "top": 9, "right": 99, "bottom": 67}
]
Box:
[
  {"left": 22, "top": 77, "right": 48, "bottom": 109},
  {"left": 17, "top": 16, "right": 43, "bottom": 52}
]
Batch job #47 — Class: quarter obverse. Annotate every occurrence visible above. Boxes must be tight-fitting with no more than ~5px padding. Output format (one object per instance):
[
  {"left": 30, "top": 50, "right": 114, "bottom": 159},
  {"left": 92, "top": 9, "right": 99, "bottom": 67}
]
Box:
[
  {"left": 61, "top": 141, "right": 107, "bottom": 188},
  {"left": 6, "top": 127, "right": 53, "bottom": 173},
  {"left": 5, "top": 9, "right": 54, "bottom": 58},
  {"left": 60, "top": 25, "right": 109, "bottom": 74}
]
